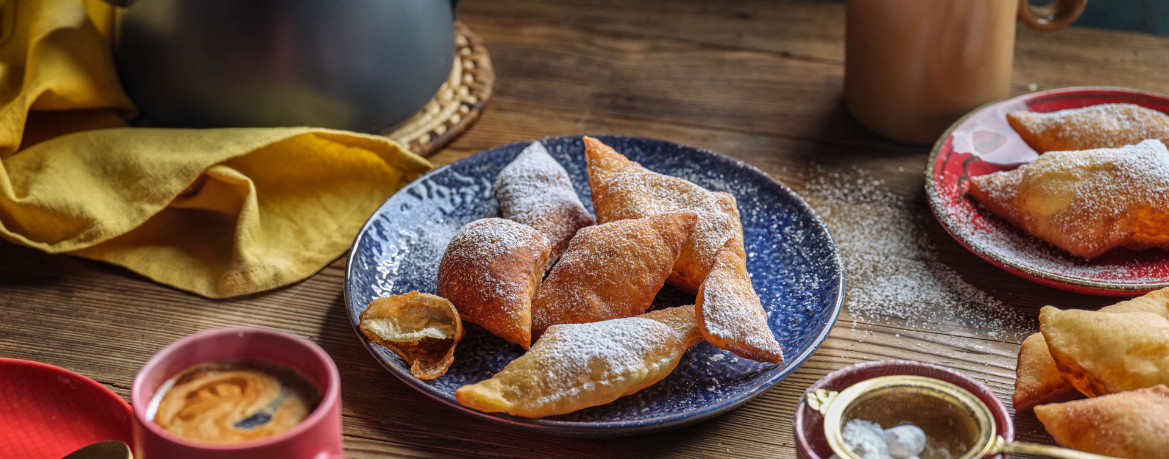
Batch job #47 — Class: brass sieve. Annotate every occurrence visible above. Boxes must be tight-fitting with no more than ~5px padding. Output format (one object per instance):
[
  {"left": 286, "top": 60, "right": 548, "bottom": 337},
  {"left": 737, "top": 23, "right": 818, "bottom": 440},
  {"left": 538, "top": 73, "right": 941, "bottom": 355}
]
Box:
[{"left": 805, "top": 375, "right": 1116, "bottom": 459}]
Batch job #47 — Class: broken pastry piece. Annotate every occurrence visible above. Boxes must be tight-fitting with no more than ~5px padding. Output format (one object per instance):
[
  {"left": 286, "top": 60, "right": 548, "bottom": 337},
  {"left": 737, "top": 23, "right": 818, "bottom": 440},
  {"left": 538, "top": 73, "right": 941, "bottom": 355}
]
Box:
[
  {"left": 359, "top": 292, "right": 464, "bottom": 380},
  {"left": 697, "top": 240, "right": 784, "bottom": 363},
  {"left": 968, "top": 139, "right": 1169, "bottom": 259},
  {"left": 1008, "top": 103, "right": 1169, "bottom": 153},
  {"left": 584, "top": 136, "right": 745, "bottom": 292},
  {"left": 529, "top": 212, "right": 696, "bottom": 339},
  {"left": 1040, "top": 306, "right": 1169, "bottom": 397},
  {"left": 436, "top": 218, "right": 552, "bottom": 349},
  {"left": 1035, "top": 385, "right": 1169, "bottom": 459},
  {"left": 494, "top": 141, "right": 595, "bottom": 262},
  {"left": 455, "top": 306, "right": 701, "bottom": 418},
  {"left": 1013, "top": 288, "right": 1169, "bottom": 411}
]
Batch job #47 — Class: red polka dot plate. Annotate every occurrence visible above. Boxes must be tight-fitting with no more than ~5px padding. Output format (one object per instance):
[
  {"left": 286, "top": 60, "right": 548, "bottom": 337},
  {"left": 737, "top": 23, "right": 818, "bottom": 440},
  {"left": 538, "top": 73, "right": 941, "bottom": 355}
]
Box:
[
  {"left": 925, "top": 86, "right": 1169, "bottom": 297},
  {"left": 0, "top": 358, "right": 133, "bottom": 458}
]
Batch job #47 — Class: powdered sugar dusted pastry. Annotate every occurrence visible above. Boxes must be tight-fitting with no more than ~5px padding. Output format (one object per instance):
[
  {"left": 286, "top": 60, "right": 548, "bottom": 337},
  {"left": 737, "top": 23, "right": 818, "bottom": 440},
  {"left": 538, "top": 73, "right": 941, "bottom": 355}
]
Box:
[
  {"left": 1035, "top": 385, "right": 1169, "bottom": 459},
  {"left": 1008, "top": 103, "right": 1169, "bottom": 153},
  {"left": 436, "top": 218, "right": 552, "bottom": 349},
  {"left": 640, "top": 305, "right": 703, "bottom": 347},
  {"left": 697, "top": 240, "right": 784, "bottom": 363},
  {"left": 494, "top": 141, "right": 595, "bottom": 262},
  {"left": 530, "top": 212, "right": 696, "bottom": 339},
  {"left": 968, "top": 139, "right": 1169, "bottom": 259},
  {"left": 584, "top": 136, "right": 745, "bottom": 292},
  {"left": 454, "top": 307, "right": 700, "bottom": 418}
]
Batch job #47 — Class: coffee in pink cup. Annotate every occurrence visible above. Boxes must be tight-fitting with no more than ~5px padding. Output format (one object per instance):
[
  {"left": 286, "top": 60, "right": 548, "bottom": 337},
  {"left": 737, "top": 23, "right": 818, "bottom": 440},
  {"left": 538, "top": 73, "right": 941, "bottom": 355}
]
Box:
[{"left": 131, "top": 327, "right": 343, "bottom": 459}]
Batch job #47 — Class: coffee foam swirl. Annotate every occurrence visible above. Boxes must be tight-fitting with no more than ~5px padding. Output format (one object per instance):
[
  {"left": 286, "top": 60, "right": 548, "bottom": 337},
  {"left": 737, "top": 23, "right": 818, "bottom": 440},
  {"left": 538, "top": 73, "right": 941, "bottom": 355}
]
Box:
[{"left": 148, "top": 360, "right": 319, "bottom": 444}]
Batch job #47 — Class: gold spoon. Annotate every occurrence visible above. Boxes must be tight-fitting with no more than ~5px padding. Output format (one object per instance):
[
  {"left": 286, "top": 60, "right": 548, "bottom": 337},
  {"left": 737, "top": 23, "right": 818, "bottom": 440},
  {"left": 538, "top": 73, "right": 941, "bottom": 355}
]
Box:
[
  {"left": 61, "top": 440, "right": 132, "bottom": 459},
  {"left": 805, "top": 375, "right": 1116, "bottom": 459}
]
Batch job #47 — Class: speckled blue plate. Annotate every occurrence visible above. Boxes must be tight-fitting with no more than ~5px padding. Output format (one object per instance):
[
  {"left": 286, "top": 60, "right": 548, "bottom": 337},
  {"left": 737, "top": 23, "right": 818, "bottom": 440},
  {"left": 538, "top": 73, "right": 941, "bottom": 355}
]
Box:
[{"left": 344, "top": 135, "right": 844, "bottom": 436}]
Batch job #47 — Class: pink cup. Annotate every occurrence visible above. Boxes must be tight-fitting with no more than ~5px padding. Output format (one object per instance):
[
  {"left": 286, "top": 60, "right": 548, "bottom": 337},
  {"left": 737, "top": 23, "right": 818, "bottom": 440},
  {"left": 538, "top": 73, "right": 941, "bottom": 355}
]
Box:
[
  {"left": 131, "top": 327, "right": 343, "bottom": 459},
  {"left": 793, "top": 360, "right": 1013, "bottom": 459}
]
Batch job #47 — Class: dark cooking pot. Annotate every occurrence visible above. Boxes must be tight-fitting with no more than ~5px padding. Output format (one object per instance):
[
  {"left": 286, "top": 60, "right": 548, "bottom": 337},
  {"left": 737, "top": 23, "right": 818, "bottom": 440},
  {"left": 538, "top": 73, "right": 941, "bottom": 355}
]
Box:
[{"left": 105, "top": 0, "right": 457, "bottom": 131}]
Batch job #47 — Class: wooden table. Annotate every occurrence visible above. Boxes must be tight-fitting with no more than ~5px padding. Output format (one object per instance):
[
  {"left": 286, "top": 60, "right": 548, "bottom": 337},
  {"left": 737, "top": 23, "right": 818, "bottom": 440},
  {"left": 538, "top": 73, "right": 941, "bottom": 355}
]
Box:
[{"left": 4, "top": 1, "right": 1167, "bottom": 457}]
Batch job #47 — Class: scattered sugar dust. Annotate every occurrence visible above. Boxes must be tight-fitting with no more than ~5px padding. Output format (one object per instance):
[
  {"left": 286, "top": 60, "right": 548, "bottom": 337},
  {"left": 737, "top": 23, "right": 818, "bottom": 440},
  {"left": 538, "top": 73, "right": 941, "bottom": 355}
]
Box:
[{"left": 792, "top": 163, "right": 1029, "bottom": 341}]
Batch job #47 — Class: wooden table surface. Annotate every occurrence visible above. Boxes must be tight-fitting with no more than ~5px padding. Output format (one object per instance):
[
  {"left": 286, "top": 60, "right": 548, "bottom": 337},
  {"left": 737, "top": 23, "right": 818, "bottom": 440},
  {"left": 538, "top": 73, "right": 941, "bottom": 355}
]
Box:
[{"left": 4, "top": 1, "right": 1168, "bottom": 457}]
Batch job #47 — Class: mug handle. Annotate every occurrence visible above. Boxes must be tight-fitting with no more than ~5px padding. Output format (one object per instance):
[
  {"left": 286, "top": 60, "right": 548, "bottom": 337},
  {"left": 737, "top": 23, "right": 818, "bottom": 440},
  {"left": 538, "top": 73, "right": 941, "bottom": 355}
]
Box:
[{"left": 1018, "top": 0, "right": 1087, "bottom": 32}]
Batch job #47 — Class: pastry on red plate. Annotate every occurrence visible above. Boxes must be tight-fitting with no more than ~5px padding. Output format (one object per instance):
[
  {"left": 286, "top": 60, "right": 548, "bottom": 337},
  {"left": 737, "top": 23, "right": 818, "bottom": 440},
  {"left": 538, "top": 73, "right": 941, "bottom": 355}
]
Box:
[
  {"left": 1008, "top": 103, "right": 1169, "bottom": 153},
  {"left": 969, "top": 139, "right": 1169, "bottom": 259}
]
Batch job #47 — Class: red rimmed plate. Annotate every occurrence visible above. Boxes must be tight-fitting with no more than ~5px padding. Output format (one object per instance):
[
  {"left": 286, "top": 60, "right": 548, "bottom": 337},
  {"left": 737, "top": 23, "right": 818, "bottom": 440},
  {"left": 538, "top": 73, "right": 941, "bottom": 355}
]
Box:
[
  {"left": 0, "top": 358, "right": 133, "bottom": 458},
  {"left": 925, "top": 86, "right": 1169, "bottom": 296}
]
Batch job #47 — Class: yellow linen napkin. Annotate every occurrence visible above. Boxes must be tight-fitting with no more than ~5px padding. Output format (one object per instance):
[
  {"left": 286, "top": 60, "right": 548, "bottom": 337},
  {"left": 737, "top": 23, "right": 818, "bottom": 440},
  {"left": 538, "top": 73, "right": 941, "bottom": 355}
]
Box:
[{"left": 0, "top": 0, "right": 433, "bottom": 298}]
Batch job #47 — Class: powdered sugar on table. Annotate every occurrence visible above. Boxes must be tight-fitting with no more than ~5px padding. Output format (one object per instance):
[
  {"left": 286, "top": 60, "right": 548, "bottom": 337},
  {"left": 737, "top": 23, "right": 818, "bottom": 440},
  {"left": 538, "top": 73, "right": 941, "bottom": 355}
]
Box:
[{"left": 796, "top": 163, "right": 1029, "bottom": 339}]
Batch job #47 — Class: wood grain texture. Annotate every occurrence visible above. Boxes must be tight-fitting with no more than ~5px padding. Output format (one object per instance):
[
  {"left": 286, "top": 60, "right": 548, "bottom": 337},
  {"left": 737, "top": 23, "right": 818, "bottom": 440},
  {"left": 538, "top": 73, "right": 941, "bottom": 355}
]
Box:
[{"left": 1, "top": 1, "right": 1166, "bottom": 457}]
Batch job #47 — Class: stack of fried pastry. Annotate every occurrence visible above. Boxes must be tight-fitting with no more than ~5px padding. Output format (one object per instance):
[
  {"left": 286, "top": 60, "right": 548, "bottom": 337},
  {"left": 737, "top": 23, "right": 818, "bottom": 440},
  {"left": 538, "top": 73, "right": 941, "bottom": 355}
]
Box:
[
  {"left": 416, "top": 138, "right": 788, "bottom": 418},
  {"left": 530, "top": 211, "right": 696, "bottom": 339},
  {"left": 1012, "top": 287, "right": 1169, "bottom": 458},
  {"left": 968, "top": 103, "right": 1169, "bottom": 259},
  {"left": 584, "top": 137, "right": 784, "bottom": 363}
]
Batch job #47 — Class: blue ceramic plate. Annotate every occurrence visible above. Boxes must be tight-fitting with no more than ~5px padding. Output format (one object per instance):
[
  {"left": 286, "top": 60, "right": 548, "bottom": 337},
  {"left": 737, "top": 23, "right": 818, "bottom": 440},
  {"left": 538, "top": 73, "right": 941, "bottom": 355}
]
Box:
[{"left": 344, "top": 135, "right": 844, "bottom": 436}]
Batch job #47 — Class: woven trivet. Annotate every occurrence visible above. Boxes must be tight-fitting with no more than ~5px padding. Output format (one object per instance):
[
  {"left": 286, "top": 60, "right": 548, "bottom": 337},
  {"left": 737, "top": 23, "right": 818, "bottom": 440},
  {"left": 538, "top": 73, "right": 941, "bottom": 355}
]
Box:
[{"left": 379, "top": 22, "right": 494, "bottom": 157}]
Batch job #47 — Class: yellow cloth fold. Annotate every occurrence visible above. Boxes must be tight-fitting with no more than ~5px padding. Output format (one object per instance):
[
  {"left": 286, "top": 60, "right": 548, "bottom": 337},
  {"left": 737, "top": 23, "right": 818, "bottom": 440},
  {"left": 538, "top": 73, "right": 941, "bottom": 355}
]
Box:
[{"left": 0, "top": 0, "right": 433, "bottom": 297}]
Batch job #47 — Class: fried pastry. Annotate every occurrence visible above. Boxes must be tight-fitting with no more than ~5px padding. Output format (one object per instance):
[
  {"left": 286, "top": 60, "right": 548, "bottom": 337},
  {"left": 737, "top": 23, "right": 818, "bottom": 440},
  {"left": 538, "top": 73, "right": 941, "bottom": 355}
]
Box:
[
  {"left": 454, "top": 306, "right": 700, "bottom": 418},
  {"left": 529, "top": 212, "right": 696, "bottom": 338},
  {"left": 359, "top": 292, "right": 464, "bottom": 380},
  {"left": 436, "top": 218, "right": 552, "bottom": 349},
  {"left": 494, "top": 141, "right": 595, "bottom": 262},
  {"left": 968, "top": 139, "right": 1169, "bottom": 259},
  {"left": 696, "top": 240, "right": 783, "bottom": 363},
  {"left": 1093, "top": 286, "right": 1169, "bottom": 317},
  {"left": 1007, "top": 103, "right": 1169, "bottom": 153},
  {"left": 1013, "top": 334, "right": 1080, "bottom": 411},
  {"left": 1013, "top": 288, "right": 1169, "bottom": 410},
  {"left": 1040, "top": 306, "right": 1169, "bottom": 397},
  {"left": 584, "top": 136, "right": 745, "bottom": 292},
  {"left": 640, "top": 305, "right": 704, "bottom": 347},
  {"left": 1035, "top": 385, "right": 1169, "bottom": 459}
]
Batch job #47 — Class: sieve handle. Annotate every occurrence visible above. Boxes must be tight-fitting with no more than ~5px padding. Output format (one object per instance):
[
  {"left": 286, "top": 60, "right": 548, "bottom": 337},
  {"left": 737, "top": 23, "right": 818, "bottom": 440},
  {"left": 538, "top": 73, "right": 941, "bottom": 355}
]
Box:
[
  {"left": 994, "top": 437, "right": 1121, "bottom": 459},
  {"left": 805, "top": 389, "right": 839, "bottom": 416}
]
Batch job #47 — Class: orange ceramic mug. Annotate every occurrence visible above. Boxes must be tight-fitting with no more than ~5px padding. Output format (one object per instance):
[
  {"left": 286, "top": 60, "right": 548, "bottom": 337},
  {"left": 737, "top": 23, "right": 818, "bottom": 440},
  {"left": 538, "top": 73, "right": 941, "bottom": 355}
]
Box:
[{"left": 845, "top": 0, "right": 1087, "bottom": 145}]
